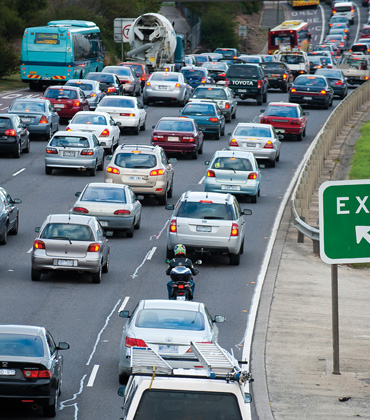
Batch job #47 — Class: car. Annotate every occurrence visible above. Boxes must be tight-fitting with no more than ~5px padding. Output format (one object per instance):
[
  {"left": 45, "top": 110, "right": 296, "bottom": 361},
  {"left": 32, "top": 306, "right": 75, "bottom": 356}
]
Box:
[
  {"left": 180, "top": 66, "right": 214, "bottom": 89},
  {"left": 200, "top": 52, "right": 223, "bottom": 61},
  {"left": 259, "top": 54, "right": 275, "bottom": 62},
  {"left": 328, "top": 28, "right": 348, "bottom": 45},
  {"left": 349, "top": 43, "right": 370, "bottom": 54},
  {"left": 118, "top": 299, "right": 226, "bottom": 383},
  {"left": 360, "top": 24, "right": 370, "bottom": 39},
  {"left": 151, "top": 116, "right": 204, "bottom": 159},
  {"left": 314, "top": 44, "right": 337, "bottom": 56},
  {"left": 238, "top": 54, "right": 264, "bottom": 63},
  {"left": 0, "top": 114, "right": 30, "bottom": 158},
  {"left": 317, "top": 55, "right": 336, "bottom": 69},
  {"left": 184, "top": 55, "right": 198, "bottom": 66},
  {"left": 66, "top": 111, "right": 120, "bottom": 154},
  {"left": 189, "top": 84, "right": 237, "bottom": 122},
  {"left": 95, "top": 96, "right": 147, "bottom": 135},
  {"left": 324, "top": 34, "right": 346, "bottom": 52},
  {"left": 259, "top": 102, "right": 308, "bottom": 141},
  {"left": 289, "top": 74, "right": 334, "bottom": 109},
  {"left": 329, "top": 22, "right": 350, "bottom": 35},
  {"left": 43, "top": 85, "right": 90, "bottom": 120},
  {"left": 314, "top": 68, "right": 348, "bottom": 99},
  {"left": 105, "top": 144, "right": 175, "bottom": 205},
  {"left": 0, "top": 324, "right": 69, "bottom": 417},
  {"left": 143, "top": 71, "right": 192, "bottom": 106},
  {"left": 84, "top": 72, "right": 124, "bottom": 96},
  {"left": 228, "top": 122, "right": 281, "bottom": 167},
  {"left": 190, "top": 54, "right": 212, "bottom": 66},
  {"left": 357, "top": 38, "right": 370, "bottom": 45},
  {"left": 331, "top": 2, "right": 355, "bottom": 25},
  {"left": 201, "top": 61, "right": 229, "bottom": 84},
  {"left": 204, "top": 149, "right": 261, "bottom": 203},
  {"left": 120, "top": 62, "right": 150, "bottom": 89},
  {"left": 65, "top": 79, "right": 106, "bottom": 110},
  {"left": 260, "top": 61, "right": 293, "bottom": 92},
  {"left": 7, "top": 98, "right": 59, "bottom": 141},
  {"left": 31, "top": 213, "right": 110, "bottom": 282},
  {"left": 0, "top": 187, "right": 21, "bottom": 245},
  {"left": 179, "top": 101, "right": 226, "bottom": 140},
  {"left": 165, "top": 191, "right": 252, "bottom": 265},
  {"left": 102, "top": 66, "right": 141, "bottom": 96},
  {"left": 45, "top": 130, "right": 105, "bottom": 176},
  {"left": 308, "top": 55, "right": 328, "bottom": 73},
  {"left": 72, "top": 182, "right": 142, "bottom": 237},
  {"left": 329, "top": 15, "right": 350, "bottom": 28},
  {"left": 213, "top": 47, "right": 240, "bottom": 58}
]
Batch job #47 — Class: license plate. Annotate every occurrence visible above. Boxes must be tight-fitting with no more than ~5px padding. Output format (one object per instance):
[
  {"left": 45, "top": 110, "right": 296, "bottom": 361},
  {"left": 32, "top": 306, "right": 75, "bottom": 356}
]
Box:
[
  {"left": 196, "top": 225, "right": 212, "bottom": 232},
  {"left": 176, "top": 296, "right": 186, "bottom": 301},
  {"left": 63, "top": 151, "right": 75, "bottom": 157},
  {"left": 42, "top": 76, "right": 51, "bottom": 80},
  {"left": 168, "top": 136, "right": 179, "bottom": 142},
  {"left": 158, "top": 85, "right": 168, "bottom": 90},
  {"left": 246, "top": 143, "right": 256, "bottom": 147},
  {"left": 54, "top": 104, "right": 65, "bottom": 108},
  {"left": 221, "top": 185, "right": 240, "bottom": 191},
  {"left": 271, "top": 74, "right": 280, "bottom": 78},
  {"left": 0, "top": 369, "right": 16, "bottom": 376},
  {"left": 275, "top": 129, "right": 285, "bottom": 133},
  {"left": 129, "top": 176, "right": 141, "bottom": 180},
  {"left": 100, "top": 221, "right": 108, "bottom": 227},
  {"left": 21, "top": 117, "right": 32, "bottom": 123},
  {"left": 158, "top": 345, "right": 179, "bottom": 354},
  {"left": 303, "top": 96, "right": 312, "bottom": 100},
  {"left": 238, "top": 89, "right": 247, "bottom": 92},
  {"left": 57, "top": 259, "right": 75, "bottom": 267}
]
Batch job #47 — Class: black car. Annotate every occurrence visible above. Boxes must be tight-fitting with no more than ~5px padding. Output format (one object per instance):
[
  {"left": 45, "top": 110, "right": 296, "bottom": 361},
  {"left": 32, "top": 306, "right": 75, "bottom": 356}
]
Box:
[
  {"left": 202, "top": 61, "right": 229, "bottom": 84},
  {"left": 0, "top": 114, "right": 30, "bottom": 158},
  {"left": 289, "top": 75, "right": 334, "bottom": 109},
  {"left": 314, "top": 68, "right": 348, "bottom": 99},
  {"left": 84, "top": 72, "right": 124, "bottom": 96},
  {"left": 0, "top": 324, "right": 69, "bottom": 417},
  {"left": 261, "top": 61, "right": 293, "bottom": 92},
  {"left": 0, "top": 187, "right": 21, "bottom": 245}
]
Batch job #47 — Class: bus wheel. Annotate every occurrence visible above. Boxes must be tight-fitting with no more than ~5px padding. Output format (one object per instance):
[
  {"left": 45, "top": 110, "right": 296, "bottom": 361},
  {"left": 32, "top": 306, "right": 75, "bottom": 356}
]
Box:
[{"left": 29, "top": 81, "right": 39, "bottom": 91}]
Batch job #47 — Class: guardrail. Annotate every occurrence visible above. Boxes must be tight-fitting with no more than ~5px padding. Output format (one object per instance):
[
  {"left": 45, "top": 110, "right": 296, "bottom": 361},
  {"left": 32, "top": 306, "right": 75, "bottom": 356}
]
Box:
[{"left": 291, "top": 80, "right": 370, "bottom": 254}]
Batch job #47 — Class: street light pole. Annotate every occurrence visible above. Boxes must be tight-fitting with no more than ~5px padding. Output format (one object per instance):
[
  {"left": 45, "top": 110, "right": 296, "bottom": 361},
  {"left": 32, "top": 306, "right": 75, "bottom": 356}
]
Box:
[{"left": 277, "top": 0, "right": 280, "bottom": 25}]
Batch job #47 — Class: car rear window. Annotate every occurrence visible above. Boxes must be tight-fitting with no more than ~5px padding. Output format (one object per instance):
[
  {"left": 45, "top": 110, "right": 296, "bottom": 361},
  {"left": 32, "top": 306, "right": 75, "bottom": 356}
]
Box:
[
  {"left": 125, "top": 64, "right": 143, "bottom": 74},
  {"left": 352, "top": 45, "right": 368, "bottom": 52},
  {"left": 99, "top": 97, "right": 135, "bottom": 108},
  {"left": 234, "top": 126, "right": 272, "bottom": 138},
  {"left": 334, "top": 5, "right": 352, "bottom": 11},
  {"left": 104, "top": 67, "right": 131, "bottom": 76},
  {"left": 71, "top": 114, "right": 107, "bottom": 125},
  {"left": 265, "top": 106, "right": 298, "bottom": 118},
  {"left": 41, "top": 223, "right": 94, "bottom": 241},
  {"left": 280, "top": 55, "right": 305, "bottom": 64},
  {"left": 295, "top": 77, "right": 326, "bottom": 87},
  {"left": 0, "top": 334, "right": 44, "bottom": 357},
  {"left": 135, "top": 309, "right": 205, "bottom": 331},
  {"left": 212, "top": 157, "right": 252, "bottom": 171},
  {"left": 81, "top": 186, "right": 126, "bottom": 203},
  {"left": 203, "top": 62, "right": 228, "bottom": 70},
  {"left": 156, "top": 120, "right": 194, "bottom": 131},
  {"left": 181, "top": 69, "right": 205, "bottom": 78},
  {"left": 192, "top": 88, "right": 227, "bottom": 99},
  {"left": 195, "top": 56, "right": 208, "bottom": 63},
  {"left": 86, "top": 73, "right": 114, "bottom": 82},
  {"left": 114, "top": 152, "right": 157, "bottom": 169},
  {"left": 66, "top": 82, "right": 94, "bottom": 91},
  {"left": 0, "top": 118, "right": 12, "bottom": 129},
  {"left": 150, "top": 73, "right": 179, "bottom": 82},
  {"left": 10, "top": 101, "right": 46, "bottom": 112},
  {"left": 226, "top": 65, "right": 258, "bottom": 78},
  {"left": 50, "top": 136, "right": 90, "bottom": 148},
  {"left": 45, "top": 89, "right": 77, "bottom": 99},
  {"left": 182, "top": 103, "right": 215, "bottom": 116},
  {"left": 176, "top": 201, "right": 234, "bottom": 220}
]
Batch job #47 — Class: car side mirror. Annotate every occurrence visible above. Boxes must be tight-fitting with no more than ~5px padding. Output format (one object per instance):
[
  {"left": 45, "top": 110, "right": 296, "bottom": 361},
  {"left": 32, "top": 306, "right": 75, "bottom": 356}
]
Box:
[
  {"left": 118, "top": 386, "right": 126, "bottom": 397},
  {"left": 13, "top": 198, "right": 22, "bottom": 204},
  {"left": 99, "top": 141, "right": 106, "bottom": 146},
  {"left": 116, "top": 121, "right": 122, "bottom": 126},
  {"left": 119, "top": 310, "right": 130, "bottom": 318},
  {"left": 106, "top": 155, "right": 112, "bottom": 161},
  {"left": 278, "top": 134, "right": 284, "bottom": 140},
  {"left": 242, "top": 209, "right": 252, "bottom": 216},
  {"left": 165, "top": 204, "right": 175, "bottom": 210},
  {"left": 214, "top": 315, "right": 225, "bottom": 323},
  {"left": 35, "top": 227, "right": 40, "bottom": 233},
  {"left": 244, "top": 393, "right": 252, "bottom": 403},
  {"left": 143, "top": 105, "right": 148, "bottom": 109},
  {"left": 137, "top": 195, "right": 144, "bottom": 201},
  {"left": 227, "top": 132, "right": 232, "bottom": 136},
  {"left": 75, "top": 192, "right": 81, "bottom": 197},
  {"left": 304, "top": 111, "right": 310, "bottom": 116},
  {"left": 204, "top": 161, "right": 210, "bottom": 165},
  {"left": 57, "top": 342, "right": 70, "bottom": 350},
  {"left": 169, "top": 158, "right": 177, "bottom": 164},
  {"left": 152, "top": 125, "right": 155, "bottom": 129}
]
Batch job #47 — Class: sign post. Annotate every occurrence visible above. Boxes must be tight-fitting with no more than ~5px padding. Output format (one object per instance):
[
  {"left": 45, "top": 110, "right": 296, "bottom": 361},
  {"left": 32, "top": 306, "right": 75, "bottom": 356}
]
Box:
[{"left": 114, "top": 18, "right": 135, "bottom": 61}]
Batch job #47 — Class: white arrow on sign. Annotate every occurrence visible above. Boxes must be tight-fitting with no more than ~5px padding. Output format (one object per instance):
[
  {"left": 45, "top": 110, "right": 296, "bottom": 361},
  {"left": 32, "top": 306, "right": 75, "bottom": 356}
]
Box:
[{"left": 355, "top": 226, "right": 370, "bottom": 244}]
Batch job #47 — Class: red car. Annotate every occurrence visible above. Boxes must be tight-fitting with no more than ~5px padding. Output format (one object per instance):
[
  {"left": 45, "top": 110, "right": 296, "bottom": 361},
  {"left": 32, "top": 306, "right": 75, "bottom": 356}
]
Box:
[
  {"left": 43, "top": 86, "right": 89, "bottom": 119},
  {"left": 259, "top": 102, "right": 308, "bottom": 141},
  {"left": 120, "top": 62, "right": 150, "bottom": 89},
  {"left": 151, "top": 117, "right": 204, "bottom": 159}
]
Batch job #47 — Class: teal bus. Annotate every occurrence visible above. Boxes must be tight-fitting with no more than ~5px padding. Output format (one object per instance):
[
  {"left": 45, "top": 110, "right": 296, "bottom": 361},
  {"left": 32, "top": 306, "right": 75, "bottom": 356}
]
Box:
[{"left": 20, "top": 20, "right": 104, "bottom": 90}]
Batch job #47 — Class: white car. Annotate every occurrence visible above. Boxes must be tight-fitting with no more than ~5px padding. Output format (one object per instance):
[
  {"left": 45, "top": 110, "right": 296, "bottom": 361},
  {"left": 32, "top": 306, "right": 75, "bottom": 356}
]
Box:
[
  {"left": 66, "top": 111, "right": 120, "bottom": 154},
  {"left": 96, "top": 96, "right": 146, "bottom": 135}
]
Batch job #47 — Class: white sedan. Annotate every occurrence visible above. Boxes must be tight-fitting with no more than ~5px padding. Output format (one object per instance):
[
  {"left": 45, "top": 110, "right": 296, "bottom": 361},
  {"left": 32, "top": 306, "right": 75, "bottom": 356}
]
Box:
[
  {"left": 96, "top": 96, "right": 146, "bottom": 135},
  {"left": 66, "top": 111, "right": 120, "bottom": 154}
]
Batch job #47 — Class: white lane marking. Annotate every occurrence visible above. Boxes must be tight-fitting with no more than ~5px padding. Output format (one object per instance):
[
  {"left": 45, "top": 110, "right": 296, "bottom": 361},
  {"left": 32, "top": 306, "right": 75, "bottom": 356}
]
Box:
[
  {"left": 318, "top": 4, "right": 325, "bottom": 45},
  {"left": 131, "top": 249, "right": 152, "bottom": 279},
  {"left": 198, "top": 176, "right": 205, "bottom": 184},
  {"left": 149, "top": 219, "right": 169, "bottom": 241},
  {"left": 27, "top": 247, "right": 33, "bottom": 253},
  {"left": 86, "top": 299, "right": 122, "bottom": 366},
  {"left": 60, "top": 374, "right": 87, "bottom": 419},
  {"left": 117, "top": 296, "right": 130, "bottom": 314},
  {"left": 12, "top": 168, "right": 26, "bottom": 177},
  {"left": 86, "top": 365, "right": 99, "bottom": 387},
  {"left": 0, "top": 107, "right": 8, "bottom": 110},
  {"left": 354, "top": 4, "right": 361, "bottom": 43},
  {"left": 147, "top": 246, "right": 157, "bottom": 260},
  {"left": 0, "top": 93, "right": 23, "bottom": 99}
]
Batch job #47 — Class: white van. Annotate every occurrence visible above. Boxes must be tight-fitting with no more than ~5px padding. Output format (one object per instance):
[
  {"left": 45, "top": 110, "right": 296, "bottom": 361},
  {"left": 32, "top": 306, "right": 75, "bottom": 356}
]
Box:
[{"left": 332, "top": 2, "right": 355, "bottom": 25}]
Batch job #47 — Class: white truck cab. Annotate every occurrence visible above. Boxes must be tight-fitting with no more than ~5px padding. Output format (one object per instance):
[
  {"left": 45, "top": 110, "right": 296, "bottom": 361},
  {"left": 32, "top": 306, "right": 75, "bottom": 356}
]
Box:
[{"left": 274, "top": 48, "right": 310, "bottom": 78}]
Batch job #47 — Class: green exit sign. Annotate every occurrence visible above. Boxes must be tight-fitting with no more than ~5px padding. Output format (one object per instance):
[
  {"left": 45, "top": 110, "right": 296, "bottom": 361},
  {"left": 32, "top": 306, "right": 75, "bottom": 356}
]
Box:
[{"left": 319, "top": 180, "right": 370, "bottom": 263}]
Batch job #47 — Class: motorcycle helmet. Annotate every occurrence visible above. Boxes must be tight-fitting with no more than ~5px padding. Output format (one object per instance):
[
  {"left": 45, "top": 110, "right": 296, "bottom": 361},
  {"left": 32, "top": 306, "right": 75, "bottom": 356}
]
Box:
[
  {"left": 174, "top": 244, "right": 186, "bottom": 257},
  {"left": 170, "top": 266, "right": 192, "bottom": 282}
]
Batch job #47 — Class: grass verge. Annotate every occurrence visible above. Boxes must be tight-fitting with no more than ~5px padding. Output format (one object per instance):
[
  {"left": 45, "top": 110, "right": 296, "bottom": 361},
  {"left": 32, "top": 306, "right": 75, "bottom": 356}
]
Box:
[
  {"left": 348, "top": 120, "right": 370, "bottom": 180},
  {"left": 0, "top": 73, "right": 26, "bottom": 92}
]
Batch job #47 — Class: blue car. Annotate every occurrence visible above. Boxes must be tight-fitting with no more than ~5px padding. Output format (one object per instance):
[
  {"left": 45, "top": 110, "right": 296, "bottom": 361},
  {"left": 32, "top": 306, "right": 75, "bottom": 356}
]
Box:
[
  {"left": 204, "top": 149, "right": 261, "bottom": 203},
  {"left": 180, "top": 66, "right": 213, "bottom": 89},
  {"left": 179, "top": 101, "right": 225, "bottom": 139},
  {"left": 0, "top": 187, "right": 21, "bottom": 245}
]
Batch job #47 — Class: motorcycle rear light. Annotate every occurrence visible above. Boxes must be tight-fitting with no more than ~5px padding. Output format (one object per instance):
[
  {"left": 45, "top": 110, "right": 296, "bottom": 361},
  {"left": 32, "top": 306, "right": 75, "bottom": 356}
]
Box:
[
  {"left": 39, "top": 116, "right": 48, "bottom": 124},
  {"left": 81, "top": 149, "right": 94, "bottom": 155},
  {"left": 178, "top": 284, "right": 184, "bottom": 289},
  {"left": 208, "top": 117, "right": 219, "bottom": 123},
  {"left": 125, "top": 337, "right": 147, "bottom": 348},
  {"left": 153, "top": 135, "right": 165, "bottom": 140},
  {"left": 229, "top": 138, "right": 239, "bottom": 147},
  {"left": 72, "top": 100, "right": 80, "bottom": 107},
  {"left": 73, "top": 207, "right": 89, "bottom": 213},
  {"left": 207, "top": 170, "right": 215, "bottom": 177},
  {"left": 46, "top": 148, "right": 58, "bottom": 154},
  {"left": 88, "top": 243, "right": 100, "bottom": 252},
  {"left": 263, "top": 140, "right": 274, "bottom": 149},
  {"left": 106, "top": 166, "right": 120, "bottom": 174},
  {"left": 225, "top": 102, "right": 230, "bottom": 109},
  {"left": 150, "top": 169, "right": 164, "bottom": 176},
  {"left": 231, "top": 223, "right": 239, "bottom": 237},
  {"left": 170, "top": 219, "right": 177, "bottom": 233},
  {"left": 100, "top": 129, "right": 109, "bottom": 137},
  {"left": 182, "top": 137, "right": 194, "bottom": 142},
  {"left": 248, "top": 172, "right": 258, "bottom": 180},
  {"left": 23, "top": 369, "right": 52, "bottom": 379},
  {"left": 4, "top": 129, "right": 16, "bottom": 136},
  {"left": 34, "top": 240, "right": 45, "bottom": 249},
  {"left": 114, "top": 210, "right": 130, "bottom": 215},
  {"left": 219, "top": 73, "right": 226, "bottom": 77}
]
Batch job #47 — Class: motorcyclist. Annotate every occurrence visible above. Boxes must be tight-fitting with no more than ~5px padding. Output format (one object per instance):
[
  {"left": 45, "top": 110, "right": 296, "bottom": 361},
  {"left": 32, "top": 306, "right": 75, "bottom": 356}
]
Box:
[{"left": 166, "top": 244, "right": 198, "bottom": 299}]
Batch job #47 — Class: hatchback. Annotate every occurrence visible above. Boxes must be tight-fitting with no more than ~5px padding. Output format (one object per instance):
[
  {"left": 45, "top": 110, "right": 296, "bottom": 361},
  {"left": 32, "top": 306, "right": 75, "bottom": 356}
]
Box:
[
  {"left": 289, "top": 74, "right": 334, "bottom": 109},
  {"left": 31, "top": 213, "right": 110, "bottom": 283},
  {"left": 7, "top": 98, "right": 59, "bottom": 141},
  {"left": 0, "top": 187, "right": 21, "bottom": 245},
  {"left": 105, "top": 144, "right": 175, "bottom": 205},
  {"left": 118, "top": 299, "right": 225, "bottom": 383},
  {"left": 314, "top": 68, "right": 348, "bottom": 99},
  {"left": 43, "top": 85, "right": 89, "bottom": 119},
  {"left": 331, "top": 2, "right": 355, "bottom": 24},
  {"left": 143, "top": 72, "right": 192, "bottom": 105},
  {"left": 102, "top": 66, "right": 141, "bottom": 96},
  {"left": 65, "top": 79, "right": 106, "bottom": 110},
  {"left": 166, "top": 191, "right": 252, "bottom": 265},
  {"left": 84, "top": 72, "right": 124, "bottom": 96},
  {"left": 45, "top": 131, "right": 105, "bottom": 176},
  {"left": 0, "top": 324, "right": 69, "bottom": 417},
  {"left": 180, "top": 66, "right": 213, "bottom": 89},
  {"left": 204, "top": 150, "right": 261, "bottom": 203},
  {"left": 0, "top": 114, "right": 30, "bottom": 158}
]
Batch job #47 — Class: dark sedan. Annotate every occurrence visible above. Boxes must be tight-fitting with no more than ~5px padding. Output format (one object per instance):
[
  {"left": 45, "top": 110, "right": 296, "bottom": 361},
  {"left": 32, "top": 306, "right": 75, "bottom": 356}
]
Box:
[
  {"left": 289, "top": 75, "right": 334, "bottom": 109},
  {"left": 314, "top": 69, "right": 348, "bottom": 99},
  {"left": 180, "top": 66, "right": 214, "bottom": 89},
  {"left": 0, "top": 324, "right": 69, "bottom": 417},
  {"left": 84, "top": 72, "right": 124, "bottom": 96},
  {"left": 261, "top": 61, "right": 293, "bottom": 92},
  {"left": 8, "top": 98, "right": 59, "bottom": 141},
  {"left": 0, "top": 114, "right": 30, "bottom": 158},
  {"left": 0, "top": 187, "right": 21, "bottom": 245},
  {"left": 202, "top": 61, "right": 229, "bottom": 84}
]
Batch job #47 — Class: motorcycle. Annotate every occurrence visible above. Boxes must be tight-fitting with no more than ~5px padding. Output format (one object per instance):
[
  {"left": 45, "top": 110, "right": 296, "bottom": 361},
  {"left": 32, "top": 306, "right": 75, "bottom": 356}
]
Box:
[{"left": 166, "top": 260, "right": 201, "bottom": 301}]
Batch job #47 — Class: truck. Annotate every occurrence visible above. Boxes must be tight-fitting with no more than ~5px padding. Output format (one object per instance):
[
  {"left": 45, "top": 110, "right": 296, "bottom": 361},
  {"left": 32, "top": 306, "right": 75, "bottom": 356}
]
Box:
[
  {"left": 337, "top": 52, "right": 370, "bottom": 85},
  {"left": 117, "top": 342, "right": 253, "bottom": 420},
  {"left": 126, "top": 13, "right": 185, "bottom": 72},
  {"left": 273, "top": 48, "right": 310, "bottom": 79}
]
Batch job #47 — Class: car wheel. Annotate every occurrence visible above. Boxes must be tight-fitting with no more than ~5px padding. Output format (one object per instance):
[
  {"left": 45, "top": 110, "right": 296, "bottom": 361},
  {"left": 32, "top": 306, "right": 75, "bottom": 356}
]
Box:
[
  {"left": 45, "top": 126, "right": 53, "bottom": 141},
  {"left": 276, "top": 152, "right": 280, "bottom": 162},
  {"left": 133, "top": 124, "right": 140, "bottom": 135},
  {"left": 168, "top": 181, "right": 173, "bottom": 199},
  {"left": 43, "top": 390, "right": 58, "bottom": 418},
  {"left": 191, "top": 149, "right": 198, "bottom": 160},
  {"left": 198, "top": 142, "right": 203, "bottom": 155},
  {"left": 102, "top": 255, "right": 109, "bottom": 273},
  {"left": 126, "top": 224, "right": 135, "bottom": 238},
  {"left": 282, "top": 84, "right": 288, "bottom": 93},
  {"left": 221, "top": 125, "right": 225, "bottom": 136},
  {"left": 24, "top": 138, "right": 30, "bottom": 153},
  {"left": 91, "top": 266, "right": 102, "bottom": 283},
  {"left": 263, "top": 91, "right": 267, "bottom": 103},
  {"left": 232, "top": 110, "right": 236, "bottom": 119},
  {"left": 251, "top": 193, "right": 257, "bottom": 203},
  {"left": 98, "top": 155, "right": 105, "bottom": 171},
  {"left": 13, "top": 142, "right": 21, "bottom": 158},
  {"left": 303, "top": 127, "right": 306, "bottom": 137},
  {"left": 45, "top": 166, "right": 53, "bottom": 175},
  {"left": 119, "top": 373, "right": 129, "bottom": 385},
  {"left": 166, "top": 247, "right": 174, "bottom": 259},
  {"left": 143, "top": 98, "right": 149, "bottom": 106},
  {"left": 158, "top": 190, "right": 168, "bottom": 206},
  {"left": 140, "top": 118, "right": 146, "bottom": 131},
  {"left": 89, "top": 161, "right": 97, "bottom": 176},
  {"left": 257, "top": 93, "right": 263, "bottom": 106},
  {"left": 31, "top": 268, "right": 41, "bottom": 281},
  {"left": 214, "top": 128, "right": 221, "bottom": 140},
  {"left": 226, "top": 113, "right": 232, "bottom": 123},
  {"left": 0, "top": 224, "right": 8, "bottom": 245},
  {"left": 270, "top": 158, "right": 276, "bottom": 168},
  {"left": 9, "top": 215, "right": 18, "bottom": 235},
  {"left": 134, "top": 215, "right": 141, "bottom": 229},
  {"left": 229, "top": 252, "right": 240, "bottom": 266},
  {"left": 240, "top": 240, "right": 244, "bottom": 255}
]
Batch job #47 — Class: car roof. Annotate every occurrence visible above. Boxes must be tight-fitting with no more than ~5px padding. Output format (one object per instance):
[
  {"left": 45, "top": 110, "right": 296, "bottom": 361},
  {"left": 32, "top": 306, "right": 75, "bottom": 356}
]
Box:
[
  {"left": 45, "top": 213, "right": 97, "bottom": 225},
  {"left": 236, "top": 122, "right": 273, "bottom": 128},
  {"left": 115, "top": 144, "right": 158, "bottom": 153},
  {"left": 52, "top": 130, "right": 94, "bottom": 138},
  {"left": 180, "top": 191, "right": 236, "bottom": 204},
  {"left": 181, "top": 66, "right": 206, "bottom": 71},
  {"left": 268, "top": 102, "right": 299, "bottom": 108},
  {"left": 158, "top": 117, "right": 195, "bottom": 122},
  {"left": 72, "top": 111, "right": 111, "bottom": 118},
  {"left": 84, "top": 182, "right": 126, "bottom": 190},
  {"left": 46, "top": 85, "right": 80, "bottom": 90},
  {"left": 66, "top": 79, "right": 98, "bottom": 85},
  {"left": 333, "top": 1, "right": 353, "bottom": 5},
  {"left": 213, "top": 149, "right": 255, "bottom": 159},
  {"left": 0, "top": 325, "right": 45, "bottom": 336},
  {"left": 140, "top": 299, "right": 203, "bottom": 311},
  {"left": 11, "top": 98, "right": 49, "bottom": 102}
]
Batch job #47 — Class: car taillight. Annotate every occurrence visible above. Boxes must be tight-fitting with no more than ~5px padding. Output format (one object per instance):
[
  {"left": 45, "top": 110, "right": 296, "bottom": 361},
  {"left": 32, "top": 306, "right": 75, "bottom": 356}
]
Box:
[
  {"left": 351, "top": 8, "right": 354, "bottom": 12},
  {"left": 34, "top": 239, "right": 45, "bottom": 249},
  {"left": 120, "top": 113, "right": 135, "bottom": 117},
  {"left": 72, "top": 100, "right": 80, "bottom": 107},
  {"left": 39, "top": 116, "right": 48, "bottom": 124},
  {"left": 125, "top": 337, "right": 147, "bottom": 348},
  {"left": 170, "top": 219, "right": 177, "bottom": 233},
  {"left": 209, "top": 117, "right": 219, "bottom": 123},
  {"left": 66, "top": 127, "right": 71, "bottom": 131},
  {"left": 229, "top": 138, "right": 239, "bottom": 147},
  {"left": 150, "top": 169, "right": 164, "bottom": 176},
  {"left": 141, "top": 77, "right": 145, "bottom": 81},
  {"left": 201, "top": 78, "right": 207, "bottom": 83},
  {"left": 90, "top": 93, "right": 97, "bottom": 97},
  {"left": 230, "top": 223, "right": 239, "bottom": 237},
  {"left": 334, "top": 80, "right": 343, "bottom": 86},
  {"left": 100, "top": 129, "right": 109, "bottom": 137},
  {"left": 146, "top": 81, "right": 151, "bottom": 86},
  {"left": 182, "top": 137, "right": 194, "bottom": 142},
  {"left": 290, "top": 120, "right": 300, "bottom": 126},
  {"left": 46, "top": 148, "right": 58, "bottom": 154},
  {"left": 263, "top": 140, "right": 274, "bottom": 149},
  {"left": 81, "top": 149, "right": 94, "bottom": 155},
  {"left": 23, "top": 369, "right": 52, "bottom": 379},
  {"left": 219, "top": 73, "right": 226, "bottom": 77},
  {"left": 283, "top": 73, "right": 287, "bottom": 79},
  {"left": 114, "top": 210, "right": 130, "bottom": 215},
  {"left": 107, "top": 87, "right": 116, "bottom": 93},
  {"left": 73, "top": 207, "right": 89, "bottom": 213},
  {"left": 290, "top": 88, "right": 297, "bottom": 93},
  {"left": 257, "top": 79, "right": 262, "bottom": 89},
  {"left": 153, "top": 135, "right": 165, "bottom": 141},
  {"left": 4, "top": 129, "right": 16, "bottom": 136},
  {"left": 106, "top": 166, "right": 120, "bottom": 174},
  {"left": 207, "top": 170, "right": 215, "bottom": 177},
  {"left": 364, "top": 76, "right": 370, "bottom": 80},
  {"left": 225, "top": 102, "right": 230, "bottom": 109},
  {"left": 260, "top": 117, "right": 269, "bottom": 124},
  {"left": 175, "top": 83, "right": 181, "bottom": 88},
  {"left": 87, "top": 243, "right": 100, "bottom": 252},
  {"left": 248, "top": 172, "right": 258, "bottom": 180},
  {"left": 320, "top": 90, "right": 327, "bottom": 95},
  {"left": 299, "top": 70, "right": 305, "bottom": 74}
]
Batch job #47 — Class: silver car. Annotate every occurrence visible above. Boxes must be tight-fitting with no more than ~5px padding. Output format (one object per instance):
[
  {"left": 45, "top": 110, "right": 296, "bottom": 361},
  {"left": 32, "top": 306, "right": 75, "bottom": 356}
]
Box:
[
  {"left": 31, "top": 213, "right": 110, "bottom": 283},
  {"left": 166, "top": 191, "right": 252, "bottom": 265},
  {"left": 72, "top": 182, "right": 142, "bottom": 237},
  {"left": 45, "top": 131, "right": 105, "bottom": 176},
  {"left": 118, "top": 299, "right": 225, "bottom": 383},
  {"left": 143, "top": 72, "right": 192, "bottom": 106},
  {"left": 228, "top": 123, "right": 281, "bottom": 167},
  {"left": 102, "top": 66, "right": 141, "bottom": 97},
  {"left": 65, "top": 79, "right": 106, "bottom": 110}
]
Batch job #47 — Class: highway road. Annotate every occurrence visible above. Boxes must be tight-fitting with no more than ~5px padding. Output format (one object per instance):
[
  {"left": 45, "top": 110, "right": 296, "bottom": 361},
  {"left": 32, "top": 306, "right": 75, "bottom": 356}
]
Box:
[{"left": 0, "top": 2, "right": 368, "bottom": 418}]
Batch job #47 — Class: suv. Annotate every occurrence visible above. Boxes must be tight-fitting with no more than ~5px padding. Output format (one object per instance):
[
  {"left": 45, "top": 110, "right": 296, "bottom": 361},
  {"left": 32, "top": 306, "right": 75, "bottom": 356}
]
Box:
[
  {"left": 105, "top": 144, "right": 175, "bottom": 205},
  {"left": 165, "top": 191, "right": 252, "bottom": 265},
  {"left": 331, "top": 2, "right": 355, "bottom": 24},
  {"left": 213, "top": 47, "right": 240, "bottom": 58}
]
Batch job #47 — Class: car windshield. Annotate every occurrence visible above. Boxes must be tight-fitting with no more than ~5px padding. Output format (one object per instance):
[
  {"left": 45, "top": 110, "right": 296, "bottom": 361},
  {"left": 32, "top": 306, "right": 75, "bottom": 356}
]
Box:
[
  {"left": 99, "top": 97, "right": 135, "bottom": 108},
  {"left": 81, "top": 186, "right": 126, "bottom": 203},
  {"left": 45, "top": 89, "right": 77, "bottom": 99},
  {"left": 181, "top": 69, "right": 205, "bottom": 78},
  {"left": 10, "top": 101, "right": 46, "bottom": 112},
  {"left": 114, "top": 152, "right": 157, "bottom": 169},
  {"left": 0, "top": 118, "right": 12, "bottom": 130},
  {"left": 182, "top": 103, "right": 215, "bottom": 116},
  {"left": 151, "top": 73, "right": 179, "bottom": 82},
  {"left": 212, "top": 157, "right": 252, "bottom": 171},
  {"left": 104, "top": 67, "right": 130, "bottom": 76},
  {"left": 71, "top": 114, "right": 107, "bottom": 125},
  {"left": 294, "top": 77, "right": 326, "bottom": 87},
  {"left": 135, "top": 309, "right": 205, "bottom": 330},
  {"left": 227, "top": 65, "right": 258, "bottom": 78},
  {"left": 265, "top": 106, "right": 298, "bottom": 118},
  {"left": 66, "top": 82, "right": 94, "bottom": 91},
  {"left": 192, "top": 88, "right": 227, "bottom": 99},
  {"left": 156, "top": 120, "right": 194, "bottom": 131},
  {"left": 234, "top": 126, "right": 272, "bottom": 138},
  {"left": 176, "top": 201, "right": 233, "bottom": 220},
  {"left": 0, "top": 334, "right": 44, "bottom": 357},
  {"left": 41, "top": 223, "right": 94, "bottom": 241},
  {"left": 86, "top": 73, "right": 114, "bottom": 82},
  {"left": 50, "top": 136, "right": 90, "bottom": 148},
  {"left": 261, "top": 62, "right": 286, "bottom": 70}
]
